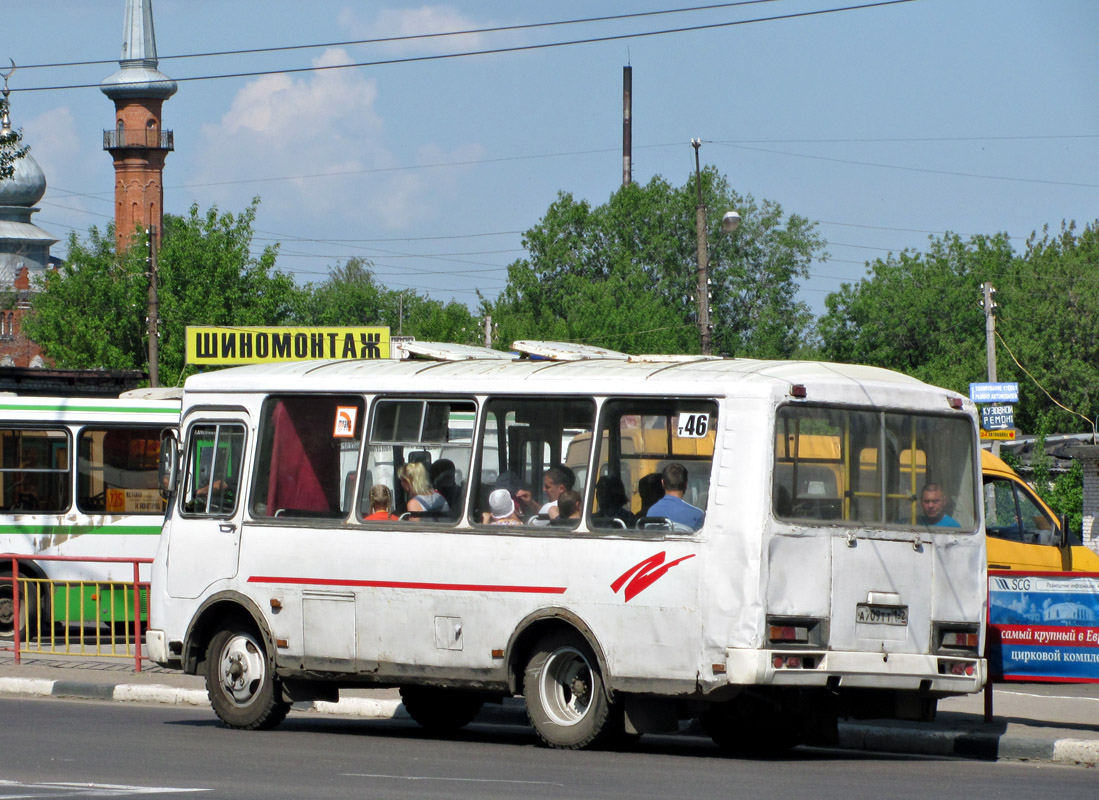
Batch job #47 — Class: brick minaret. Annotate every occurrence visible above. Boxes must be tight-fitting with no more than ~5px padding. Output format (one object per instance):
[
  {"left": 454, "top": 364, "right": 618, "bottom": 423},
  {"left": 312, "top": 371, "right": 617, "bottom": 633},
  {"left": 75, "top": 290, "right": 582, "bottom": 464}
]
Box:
[{"left": 100, "top": 0, "right": 176, "bottom": 252}]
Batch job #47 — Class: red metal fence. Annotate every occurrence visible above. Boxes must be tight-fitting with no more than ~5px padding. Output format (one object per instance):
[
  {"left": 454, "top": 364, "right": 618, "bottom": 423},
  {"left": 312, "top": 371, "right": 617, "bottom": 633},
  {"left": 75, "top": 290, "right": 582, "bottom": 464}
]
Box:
[{"left": 2, "top": 554, "right": 152, "bottom": 671}]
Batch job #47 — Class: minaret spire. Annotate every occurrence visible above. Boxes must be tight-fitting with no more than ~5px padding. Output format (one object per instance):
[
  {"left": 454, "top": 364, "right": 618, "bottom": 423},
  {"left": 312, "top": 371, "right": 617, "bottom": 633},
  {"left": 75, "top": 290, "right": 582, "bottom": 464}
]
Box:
[{"left": 101, "top": 0, "right": 176, "bottom": 252}]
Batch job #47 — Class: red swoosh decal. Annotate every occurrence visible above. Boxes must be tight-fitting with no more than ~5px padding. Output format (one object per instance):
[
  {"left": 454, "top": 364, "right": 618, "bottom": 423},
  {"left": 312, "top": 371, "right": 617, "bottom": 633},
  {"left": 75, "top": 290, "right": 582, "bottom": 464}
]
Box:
[{"left": 610, "top": 551, "right": 695, "bottom": 602}]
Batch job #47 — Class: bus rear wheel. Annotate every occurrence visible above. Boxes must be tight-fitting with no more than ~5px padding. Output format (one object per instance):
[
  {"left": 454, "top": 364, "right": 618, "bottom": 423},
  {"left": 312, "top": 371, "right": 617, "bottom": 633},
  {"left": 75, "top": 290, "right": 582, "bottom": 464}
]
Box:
[
  {"left": 0, "top": 570, "right": 38, "bottom": 642},
  {"left": 400, "top": 686, "right": 485, "bottom": 732},
  {"left": 205, "top": 624, "right": 290, "bottom": 730},
  {"left": 524, "top": 631, "right": 616, "bottom": 749}
]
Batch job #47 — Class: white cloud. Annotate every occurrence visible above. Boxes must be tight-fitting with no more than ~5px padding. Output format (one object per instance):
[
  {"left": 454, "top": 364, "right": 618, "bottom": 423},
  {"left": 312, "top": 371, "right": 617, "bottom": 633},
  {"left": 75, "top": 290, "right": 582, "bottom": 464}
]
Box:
[
  {"left": 337, "top": 4, "right": 496, "bottom": 54},
  {"left": 192, "top": 48, "right": 385, "bottom": 218},
  {"left": 190, "top": 46, "right": 484, "bottom": 232}
]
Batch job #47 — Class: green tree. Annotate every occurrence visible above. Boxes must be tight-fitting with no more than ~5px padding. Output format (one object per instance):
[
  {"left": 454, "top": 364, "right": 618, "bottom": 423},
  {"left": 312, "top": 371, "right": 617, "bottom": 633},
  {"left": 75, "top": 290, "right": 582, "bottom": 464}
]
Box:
[
  {"left": 24, "top": 226, "right": 149, "bottom": 368},
  {"left": 301, "top": 258, "right": 478, "bottom": 344},
  {"left": 817, "top": 223, "right": 1099, "bottom": 433},
  {"left": 995, "top": 221, "right": 1099, "bottom": 432},
  {"left": 817, "top": 232, "right": 1010, "bottom": 393},
  {"left": 485, "top": 171, "right": 824, "bottom": 356},
  {"left": 27, "top": 200, "right": 302, "bottom": 384},
  {"left": 157, "top": 200, "right": 301, "bottom": 383}
]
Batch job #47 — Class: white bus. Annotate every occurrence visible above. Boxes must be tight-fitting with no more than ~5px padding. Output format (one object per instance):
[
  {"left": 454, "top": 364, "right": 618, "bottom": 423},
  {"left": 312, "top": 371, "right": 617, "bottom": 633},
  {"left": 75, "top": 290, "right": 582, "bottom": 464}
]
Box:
[
  {"left": 0, "top": 391, "right": 181, "bottom": 639},
  {"left": 147, "top": 343, "right": 986, "bottom": 752}
]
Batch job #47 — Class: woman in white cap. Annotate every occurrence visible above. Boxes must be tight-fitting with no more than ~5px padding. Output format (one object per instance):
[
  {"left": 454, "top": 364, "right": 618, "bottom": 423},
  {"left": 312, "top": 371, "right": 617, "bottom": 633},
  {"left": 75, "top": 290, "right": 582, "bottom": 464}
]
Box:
[{"left": 487, "top": 488, "right": 523, "bottom": 525}]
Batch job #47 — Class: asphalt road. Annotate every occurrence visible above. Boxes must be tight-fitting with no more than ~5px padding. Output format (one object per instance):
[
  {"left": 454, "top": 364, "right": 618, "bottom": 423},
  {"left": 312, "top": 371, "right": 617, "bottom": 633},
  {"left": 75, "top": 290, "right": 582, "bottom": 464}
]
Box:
[{"left": 1, "top": 697, "right": 1097, "bottom": 800}]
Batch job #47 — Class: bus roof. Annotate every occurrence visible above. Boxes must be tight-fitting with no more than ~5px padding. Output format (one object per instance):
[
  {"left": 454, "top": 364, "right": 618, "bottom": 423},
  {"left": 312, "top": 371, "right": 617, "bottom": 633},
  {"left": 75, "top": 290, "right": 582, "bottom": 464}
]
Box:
[{"left": 182, "top": 344, "right": 968, "bottom": 413}]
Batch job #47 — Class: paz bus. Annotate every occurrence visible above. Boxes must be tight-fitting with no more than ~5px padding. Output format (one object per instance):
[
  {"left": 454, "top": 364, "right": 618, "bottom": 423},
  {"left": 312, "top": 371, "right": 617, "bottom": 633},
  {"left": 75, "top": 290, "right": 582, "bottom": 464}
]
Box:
[
  {"left": 147, "top": 342, "right": 987, "bottom": 752},
  {"left": 0, "top": 390, "right": 181, "bottom": 639}
]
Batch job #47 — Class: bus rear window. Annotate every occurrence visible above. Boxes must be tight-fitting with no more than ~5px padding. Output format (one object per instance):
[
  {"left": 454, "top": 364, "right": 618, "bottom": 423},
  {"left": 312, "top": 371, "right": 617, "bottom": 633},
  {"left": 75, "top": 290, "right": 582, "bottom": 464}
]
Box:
[{"left": 773, "top": 406, "right": 977, "bottom": 530}]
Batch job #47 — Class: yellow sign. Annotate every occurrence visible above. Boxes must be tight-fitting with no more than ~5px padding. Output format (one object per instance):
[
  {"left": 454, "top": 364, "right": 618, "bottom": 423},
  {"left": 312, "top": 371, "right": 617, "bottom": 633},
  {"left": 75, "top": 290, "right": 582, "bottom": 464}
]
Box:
[
  {"left": 106, "top": 488, "right": 165, "bottom": 513},
  {"left": 980, "top": 429, "right": 1016, "bottom": 440},
  {"left": 186, "top": 326, "right": 390, "bottom": 365}
]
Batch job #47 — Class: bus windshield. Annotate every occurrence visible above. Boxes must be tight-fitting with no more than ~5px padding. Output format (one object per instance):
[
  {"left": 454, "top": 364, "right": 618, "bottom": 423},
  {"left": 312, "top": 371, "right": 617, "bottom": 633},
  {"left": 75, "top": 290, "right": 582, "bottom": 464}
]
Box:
[{"left": 772, "top": 405, "right": 977, "bottom": 530}]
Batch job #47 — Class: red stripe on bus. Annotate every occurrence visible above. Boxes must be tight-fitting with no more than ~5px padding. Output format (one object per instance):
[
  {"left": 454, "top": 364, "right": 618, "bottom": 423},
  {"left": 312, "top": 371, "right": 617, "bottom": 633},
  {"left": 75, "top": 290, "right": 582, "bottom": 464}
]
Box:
[{"left": 248, "top": 575, "right": 567, "bottom": 594}]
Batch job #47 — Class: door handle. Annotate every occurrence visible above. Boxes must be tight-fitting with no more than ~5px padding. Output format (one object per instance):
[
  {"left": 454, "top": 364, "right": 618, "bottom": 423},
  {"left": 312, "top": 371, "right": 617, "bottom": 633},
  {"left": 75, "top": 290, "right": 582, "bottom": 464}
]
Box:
[{"left": 219, "top": 522, "right": 237, "bottom": 534}]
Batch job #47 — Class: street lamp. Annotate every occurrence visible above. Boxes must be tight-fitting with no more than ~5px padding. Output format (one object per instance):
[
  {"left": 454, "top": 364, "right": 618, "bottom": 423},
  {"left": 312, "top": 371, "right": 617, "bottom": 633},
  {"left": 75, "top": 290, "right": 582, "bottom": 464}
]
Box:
[{"left": 692, "top": 139, "right": 740, "bottom": 355}]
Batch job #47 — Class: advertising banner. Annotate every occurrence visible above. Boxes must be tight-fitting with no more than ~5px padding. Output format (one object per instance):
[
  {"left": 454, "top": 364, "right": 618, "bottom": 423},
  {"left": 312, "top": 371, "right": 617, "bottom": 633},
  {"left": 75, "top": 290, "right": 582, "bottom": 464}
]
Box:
[
  {"left": 970, "top": 382, "right": 1019, "bottom": 403},
  {"left": 186, "top": 326, "right": 390, "bottom": 365},
  {"left": 987, "top": 571, "right": 1099, "bottom": 683}
]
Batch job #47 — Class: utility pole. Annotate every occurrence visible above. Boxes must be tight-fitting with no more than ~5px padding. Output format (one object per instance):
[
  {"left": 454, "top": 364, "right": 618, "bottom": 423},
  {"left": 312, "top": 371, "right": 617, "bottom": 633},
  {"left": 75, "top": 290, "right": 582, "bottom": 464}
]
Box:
[
  {"left": 982, "top": 281, "right": 999, "bottom": 455},
  {"left": 483, "top": 315, "right": 493, "bottom": 348},
  {"left": 692, "top": 139, "right": 711, "bottom": 355},
  {"left": 146, "top": 226, "right": 159, "bottom": 387}
]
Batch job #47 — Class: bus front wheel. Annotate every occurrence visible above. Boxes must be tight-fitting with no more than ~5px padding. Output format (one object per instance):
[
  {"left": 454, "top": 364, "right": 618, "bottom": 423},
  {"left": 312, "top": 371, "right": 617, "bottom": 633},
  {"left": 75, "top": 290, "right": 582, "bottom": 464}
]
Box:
[
  {"left": 205, "top": 624, "right": 290, "bottom": 730},
  {"left": 524, "top": 631, "right": 615, "bottom": 749}
]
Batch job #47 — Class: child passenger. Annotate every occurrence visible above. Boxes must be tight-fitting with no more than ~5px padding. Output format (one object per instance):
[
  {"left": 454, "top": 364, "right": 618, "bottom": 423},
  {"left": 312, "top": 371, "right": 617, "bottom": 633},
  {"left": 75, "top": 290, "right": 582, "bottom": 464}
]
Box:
[{"left": 364, "top": 484, "right": 399, "bottom": 521}]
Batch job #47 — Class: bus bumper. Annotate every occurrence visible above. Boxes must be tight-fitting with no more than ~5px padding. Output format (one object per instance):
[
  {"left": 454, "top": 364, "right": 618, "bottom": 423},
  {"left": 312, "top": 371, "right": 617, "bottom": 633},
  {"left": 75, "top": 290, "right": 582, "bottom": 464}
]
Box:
[{"left": 724, "top": 648, "right": 986, "bottom": 695}]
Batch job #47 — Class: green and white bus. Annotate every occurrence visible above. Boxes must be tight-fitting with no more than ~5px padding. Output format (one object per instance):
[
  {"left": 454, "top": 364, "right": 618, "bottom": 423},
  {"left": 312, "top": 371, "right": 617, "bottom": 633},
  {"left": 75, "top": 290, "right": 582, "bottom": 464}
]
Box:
[{"left": 0, "top": 391, "right": 180, "bottom": 639}]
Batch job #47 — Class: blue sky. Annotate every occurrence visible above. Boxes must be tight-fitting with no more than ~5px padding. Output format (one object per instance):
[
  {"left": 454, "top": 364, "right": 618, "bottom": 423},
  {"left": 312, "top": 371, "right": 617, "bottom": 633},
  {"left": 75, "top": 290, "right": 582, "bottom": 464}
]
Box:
[{"left": 5, "top": 0, "right": 1097, "bottom": 319}]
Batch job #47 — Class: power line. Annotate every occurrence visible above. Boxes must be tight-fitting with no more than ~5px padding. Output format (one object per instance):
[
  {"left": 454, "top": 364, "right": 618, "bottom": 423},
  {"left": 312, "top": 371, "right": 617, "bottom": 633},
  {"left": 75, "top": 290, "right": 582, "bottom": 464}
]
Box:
[
  {"left": 14, "top": 1, "right": 919, "bottom": 93},
  {"left": 18, "top": 2, "right": 786, "bottom": 70},
  {"left": 711, "top": 141, "right": 1099, "bottom": 188}
]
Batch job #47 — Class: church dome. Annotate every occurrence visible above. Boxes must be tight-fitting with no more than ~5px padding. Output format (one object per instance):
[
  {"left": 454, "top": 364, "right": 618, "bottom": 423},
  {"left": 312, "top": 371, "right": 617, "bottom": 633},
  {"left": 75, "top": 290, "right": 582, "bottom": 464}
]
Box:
[{"left": 0, "top": 147, "right": 46, "bottom": 207}]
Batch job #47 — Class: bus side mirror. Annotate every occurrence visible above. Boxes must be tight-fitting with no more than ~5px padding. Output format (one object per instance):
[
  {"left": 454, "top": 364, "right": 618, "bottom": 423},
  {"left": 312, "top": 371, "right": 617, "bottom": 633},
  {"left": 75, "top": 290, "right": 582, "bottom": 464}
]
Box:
[
  {"left": 159, "top": 429, "right": 179, "bottom": 501},
  {"left": 1053, "top": 513, "right": 1068, "bottom": 549}
]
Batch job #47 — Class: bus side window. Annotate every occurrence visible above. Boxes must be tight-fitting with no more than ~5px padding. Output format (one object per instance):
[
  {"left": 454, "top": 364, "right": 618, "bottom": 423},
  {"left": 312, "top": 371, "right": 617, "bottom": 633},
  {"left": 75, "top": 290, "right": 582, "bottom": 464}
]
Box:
[
  {"left": 0, "top": 427, "right": 71, "bottom": 513},
  {"left": 471, "top": 397, "right": 594, "bottom": 527},
  {"left": 363, "top": 398, "right": 475, "bottom": 523},
  {"left": 589, "top": 398, "right": 716, "bottom": 532}
]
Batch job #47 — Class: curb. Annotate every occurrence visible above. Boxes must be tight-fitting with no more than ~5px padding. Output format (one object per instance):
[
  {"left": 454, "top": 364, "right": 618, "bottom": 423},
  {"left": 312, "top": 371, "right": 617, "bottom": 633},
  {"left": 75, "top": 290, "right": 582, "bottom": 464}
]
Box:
[
  {"left": 839, "top": 723, "right": 1099, "bottom": 766},
  {"left": 2, "top": 677, "right": 1095, "bottom": 766}
]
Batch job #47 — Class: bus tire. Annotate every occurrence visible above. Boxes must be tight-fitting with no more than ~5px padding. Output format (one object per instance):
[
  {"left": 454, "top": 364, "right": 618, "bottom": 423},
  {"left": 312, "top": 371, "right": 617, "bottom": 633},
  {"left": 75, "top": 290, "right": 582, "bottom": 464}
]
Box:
[
  {"left": 524, "top": 631, "right": 614, "bottom": 749},
  {"left": 399, "top": 686, "right": 484, "bottom": 732},
  {"left": 0, "top": 569, "right": 38, "bottom": 642},
  {"left": 205, "top": 624, "right": 290, "bottom": 731}
]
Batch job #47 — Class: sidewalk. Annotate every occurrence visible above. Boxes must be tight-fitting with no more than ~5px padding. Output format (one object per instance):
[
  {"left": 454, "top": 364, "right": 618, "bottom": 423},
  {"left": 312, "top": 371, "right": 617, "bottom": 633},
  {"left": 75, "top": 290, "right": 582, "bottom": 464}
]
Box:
[{"left": 1, "top": 651, "right": 1096, "bottom": 766}]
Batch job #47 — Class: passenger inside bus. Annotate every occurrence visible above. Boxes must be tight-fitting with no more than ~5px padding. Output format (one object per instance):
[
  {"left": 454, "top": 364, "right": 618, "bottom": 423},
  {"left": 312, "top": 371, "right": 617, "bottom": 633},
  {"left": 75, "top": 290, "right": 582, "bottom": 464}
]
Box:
[
  {"left": 364, "top": 484, "right": 399, "bottom": 521},
  {"left": 645, "top": 463, "right": 705, "bottom": 531},
  {"left": 549, "top": 489, "right": 582, "bottom": 527},
  {"left": 637, "top": 472, "right": 664, "bottom": 517},
  {"left": 521, "top": 465, "right": 574, "bottom": 525},
  {"left": 487, "top": 488, "right": 523, "bottom": 525},
  {"left": 916, "top": 482, "right": 960, "bottom": 528},
  {"left": 592, "top": 474, "right": 637, "bottom": 528},
  {"left": 398, "top": 462, "right": 450, "bottom": 518},
  {"left": 429, "top": 458, "right": 462, "bottom": 516}
]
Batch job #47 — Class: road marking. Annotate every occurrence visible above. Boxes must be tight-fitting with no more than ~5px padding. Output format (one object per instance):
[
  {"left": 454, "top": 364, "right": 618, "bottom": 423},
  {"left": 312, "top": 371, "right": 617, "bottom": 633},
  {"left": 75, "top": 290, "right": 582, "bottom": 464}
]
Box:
[
  {"left": 344, "top": 773, "right": 565, "bottom": 787},
  {"left": 999, "top": 690, "right": 1099, "bottom": 704},
  {"left": 0, "top": 780, "right": 208, "bottom": 796}
]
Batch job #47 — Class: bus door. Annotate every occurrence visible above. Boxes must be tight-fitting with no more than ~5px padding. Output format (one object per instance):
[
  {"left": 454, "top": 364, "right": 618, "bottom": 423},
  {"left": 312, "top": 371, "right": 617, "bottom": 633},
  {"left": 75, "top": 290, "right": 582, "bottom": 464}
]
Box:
[{"left": 165, "top": 415, "right": 248, "bottom": 599}]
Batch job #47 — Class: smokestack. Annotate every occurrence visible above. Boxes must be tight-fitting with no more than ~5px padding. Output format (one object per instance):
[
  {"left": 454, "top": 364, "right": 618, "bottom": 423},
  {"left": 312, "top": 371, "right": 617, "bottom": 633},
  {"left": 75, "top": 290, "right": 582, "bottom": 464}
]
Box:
[{"left": 622, "top": 65, "right": 632, "bottom": 186}]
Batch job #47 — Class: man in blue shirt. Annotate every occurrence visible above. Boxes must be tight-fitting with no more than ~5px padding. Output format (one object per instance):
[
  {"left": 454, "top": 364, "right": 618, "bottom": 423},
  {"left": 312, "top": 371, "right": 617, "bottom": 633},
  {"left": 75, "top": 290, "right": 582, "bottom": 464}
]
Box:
[
  {"left": 647, "top": 462, "right": 704, "bottom": 531},
  {"left": 917, "top": 482, "right": 959, "bottom": 527}
]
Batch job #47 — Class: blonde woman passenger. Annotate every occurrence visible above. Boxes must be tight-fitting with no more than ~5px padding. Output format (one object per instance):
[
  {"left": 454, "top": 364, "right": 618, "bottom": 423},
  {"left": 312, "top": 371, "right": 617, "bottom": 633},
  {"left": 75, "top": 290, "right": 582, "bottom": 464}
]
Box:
[{"left": 398, "top": 462, "right": 450, "bottom": 517}]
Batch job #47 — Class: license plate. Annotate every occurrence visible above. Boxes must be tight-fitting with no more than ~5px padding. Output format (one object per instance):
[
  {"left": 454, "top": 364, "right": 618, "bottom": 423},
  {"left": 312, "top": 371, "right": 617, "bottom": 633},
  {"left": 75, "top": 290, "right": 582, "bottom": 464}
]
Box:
[{"left": 856, "top": 603, "right": 908, "bottom": 626}]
